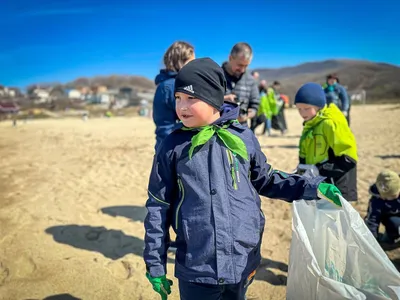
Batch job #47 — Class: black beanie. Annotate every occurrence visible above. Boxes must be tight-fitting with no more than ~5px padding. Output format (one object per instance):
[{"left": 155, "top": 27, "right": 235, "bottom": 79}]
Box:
[{"left": 174, "top": 57, "right": 226, "bottom": 110}]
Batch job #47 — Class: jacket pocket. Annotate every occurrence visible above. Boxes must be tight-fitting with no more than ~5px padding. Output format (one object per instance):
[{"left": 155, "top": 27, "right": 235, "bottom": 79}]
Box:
[
  {"left": 226, "top": 149, "right": 239, "bottom": 190},
  {"left": 175, "top": 176, "right": 185, "bottom": 230}
]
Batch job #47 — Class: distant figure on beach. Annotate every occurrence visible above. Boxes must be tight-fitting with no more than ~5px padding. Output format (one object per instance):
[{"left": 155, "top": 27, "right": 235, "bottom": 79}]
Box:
[
  {"left": 365, "top": 170, "right": 400, "bottom": 245},
  {"left": 152, "top": 41, "right": 195, "bottom": 151},
  {"left": 250, "top": 80, "right": 274, "bottom": 136},
  {"left": 322, "top": 73, "right": 351, "bottom": 125},
  {"left": 269, "top": 81, "right": 287, "bottom": 135}
]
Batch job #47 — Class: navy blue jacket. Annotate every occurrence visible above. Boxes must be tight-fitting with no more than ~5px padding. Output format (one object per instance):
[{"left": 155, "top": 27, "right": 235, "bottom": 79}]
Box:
[
  {"left": 364, "top": 184, "right": 400, "bottom": 239},
  {"left": 152, "top": 70, "right": 178, "bottom": 151},
  {"left": 143, "top": 103, "right": 324, "bottom": 284}
]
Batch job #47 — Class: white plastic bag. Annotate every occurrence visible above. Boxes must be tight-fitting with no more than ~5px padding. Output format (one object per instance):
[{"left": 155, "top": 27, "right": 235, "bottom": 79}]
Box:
[{"left": 287, "top": 196, "right": 400, "bottom": 300}]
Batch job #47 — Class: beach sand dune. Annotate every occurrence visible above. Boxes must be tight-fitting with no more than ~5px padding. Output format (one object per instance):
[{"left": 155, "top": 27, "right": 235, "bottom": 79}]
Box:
[{"left": 0, "top": 105, "right": 399, "bottom": 300}]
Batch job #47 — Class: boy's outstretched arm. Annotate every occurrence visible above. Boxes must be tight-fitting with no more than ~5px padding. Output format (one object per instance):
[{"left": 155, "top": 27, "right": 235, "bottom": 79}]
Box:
[
  {"left": 143, "top": 146, "right": 176, "bottom": 277},
  {"left": 250, "top": 134, "right": 324, "bottom": 202}
]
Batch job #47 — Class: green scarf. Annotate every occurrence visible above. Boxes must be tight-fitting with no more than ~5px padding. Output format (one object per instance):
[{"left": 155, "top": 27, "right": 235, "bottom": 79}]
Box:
[{"left": 182, "top": 122, "right": 248, "bottom": 161}]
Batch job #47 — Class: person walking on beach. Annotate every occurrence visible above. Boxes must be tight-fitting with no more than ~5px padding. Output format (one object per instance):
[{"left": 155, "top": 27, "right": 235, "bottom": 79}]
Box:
[
  {"left": 322, "top": 74, "right": 351, "bottom": 125},
  {"left": 152, "top": 41, "right": 195, "bottom": 151}
]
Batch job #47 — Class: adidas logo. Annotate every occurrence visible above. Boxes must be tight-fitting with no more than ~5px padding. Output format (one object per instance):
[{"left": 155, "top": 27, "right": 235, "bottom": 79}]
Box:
[{"left": 183, "top": 85, "right": 194, "bottom": 93}]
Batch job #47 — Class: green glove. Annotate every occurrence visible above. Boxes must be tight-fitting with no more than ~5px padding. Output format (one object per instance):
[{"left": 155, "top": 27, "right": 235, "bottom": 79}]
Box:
[
  {"left": 146, "top": 272, "right": 173, "bottom": 300},
  {"left": 317, "top": 183, "right": 342, "bottom": 207}
]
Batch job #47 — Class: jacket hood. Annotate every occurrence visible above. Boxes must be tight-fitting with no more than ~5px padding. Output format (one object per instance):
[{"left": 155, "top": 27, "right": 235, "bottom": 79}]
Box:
[
  {"left": 155, "top": 69, "right": 178, "bottom": 85},
  {"left": 215, "top": 101, "right": 240, "bottom": 124},
  {"left": 369, "top": 184, "right": 381, "bottom": 198},
  {"left": 303, "top": 103, "right": 346, "bottom": 131}
]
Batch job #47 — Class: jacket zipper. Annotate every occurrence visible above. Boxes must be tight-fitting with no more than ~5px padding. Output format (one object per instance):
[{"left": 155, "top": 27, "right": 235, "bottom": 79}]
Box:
[
  {"left": 176, "top": 177, "right": 185, "bottom": 230},
  {"left": 226, "top": 149, "right": 238, "bottom": 190}
]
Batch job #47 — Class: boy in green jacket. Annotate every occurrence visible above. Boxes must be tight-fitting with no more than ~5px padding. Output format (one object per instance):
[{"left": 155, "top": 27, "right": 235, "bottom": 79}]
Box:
[{"left": 294, "top": 83, "right": 358, "bottom": 201}]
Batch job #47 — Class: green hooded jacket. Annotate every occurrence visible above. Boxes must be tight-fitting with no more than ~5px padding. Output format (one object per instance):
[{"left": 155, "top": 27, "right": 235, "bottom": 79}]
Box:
[
  {"left": 299, "top": 103, "right": 358, "bottom": 165},
  {"left": 257, "top": 91, "right": 275, "bottom": 119}
]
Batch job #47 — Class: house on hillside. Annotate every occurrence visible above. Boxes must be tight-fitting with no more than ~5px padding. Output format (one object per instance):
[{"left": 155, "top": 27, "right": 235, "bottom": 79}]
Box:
[
  {"left": 66, "top": 89, "right": 82, "bottom": 99},
  {"left": 0, "top": 86, "right": 22, "bottom": 98},
  {"left": 31, "top": 88, "right": 50, "bottom": 103},
  {"left": 119, "top": 86, "right": 137, "bottom": 99},
  {"left": 137, "top": 91, "right": 154, "bottom": 102},
  {"left": 92, "top": 85, "right": 108, "bottom": 94},
  {"left": 49, "top": 86, "right": 66, "bottom": 100}
]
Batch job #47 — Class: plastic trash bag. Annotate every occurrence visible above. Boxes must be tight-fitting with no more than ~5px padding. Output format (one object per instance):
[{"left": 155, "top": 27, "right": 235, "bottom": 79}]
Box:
[
  {"left": 287, "top": 196, "right": 400, "bottom": 300},
  {"left": 294, "top": 164, "right": 320, "bottom": 179}
]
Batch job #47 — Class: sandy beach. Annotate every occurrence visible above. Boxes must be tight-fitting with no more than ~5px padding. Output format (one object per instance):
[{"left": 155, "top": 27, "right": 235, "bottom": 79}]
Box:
[{"left": 1, "top": 104, "right": 399, "bottom": 300}]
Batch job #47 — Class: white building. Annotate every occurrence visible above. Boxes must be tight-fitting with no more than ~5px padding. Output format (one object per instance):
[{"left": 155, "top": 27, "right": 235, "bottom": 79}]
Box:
[{"left": 67, "top": 89, "right": 82, "bottom": 99}]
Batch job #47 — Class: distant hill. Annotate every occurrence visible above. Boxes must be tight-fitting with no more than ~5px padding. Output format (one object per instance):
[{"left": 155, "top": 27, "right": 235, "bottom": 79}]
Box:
[
  {"left": 27, "top": 75, "right": 156, "bottom": 93},
  {"left": 65, "top": 75, "right": 155, "bottom": 91},
  {"left": 253, "top": 59, "right": 400, "bottom": 103}
]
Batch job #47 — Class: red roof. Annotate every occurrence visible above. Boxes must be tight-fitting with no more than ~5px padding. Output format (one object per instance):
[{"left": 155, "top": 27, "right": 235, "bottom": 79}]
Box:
[{"left": 0, "top": 102, "right": 20, "bottom": 113}]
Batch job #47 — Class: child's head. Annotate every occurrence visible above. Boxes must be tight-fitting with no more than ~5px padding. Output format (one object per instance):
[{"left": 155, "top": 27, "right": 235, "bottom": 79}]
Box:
[
  {"left": 272, "top": 81, "right": 281, "bottom": 91},
  {"left": 376, "top": 170, "right": 400, "bottom": 200},
  {"left": 163, "top": 41, "right": 195, "bottom": 72},
  {"left": 326, "top": 73, "right": 339, "bottom": 86},
  {"left": 294, "top": 83, "right": 327, "bottom": 121},
  {"left": 174, "top": 58, "right": 226, "bottom": 128}
]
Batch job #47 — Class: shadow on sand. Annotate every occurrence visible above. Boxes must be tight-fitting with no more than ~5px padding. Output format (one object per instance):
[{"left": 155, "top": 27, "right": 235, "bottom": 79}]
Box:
[
  {"left": 375, "top": 155, "right": 400, "bottom": 160},
  {"left": 45, "top": 224, "right": 174, "bottom": 263},
  {"left": 255, "top": 258, "right": 288, "bottom": 286},
  {"left": 100, "top": 205, "right": 147, "bottom": 223}
]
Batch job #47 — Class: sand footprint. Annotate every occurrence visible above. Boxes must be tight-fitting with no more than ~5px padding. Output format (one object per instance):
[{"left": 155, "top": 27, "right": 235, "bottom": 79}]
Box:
[
  {"left": 106, "top": 260, "right": 134, "bottom": 280},
  {"left": 14, "top": 255, "right": 37, "bottom": 278},
  {"left": 0, "top": 262, "right": 10, "bottom": 285}
]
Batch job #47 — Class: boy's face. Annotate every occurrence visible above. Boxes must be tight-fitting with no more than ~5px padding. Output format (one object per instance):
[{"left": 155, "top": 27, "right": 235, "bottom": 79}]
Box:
[
  {"left": 296, "top": 103, "right": 319, "bottom": 121},
  {"left": 175, "top": 92, "right": 219, "bottom": 128},
  {"left": 381, "top": 192, "right": 399, "bottom": 201}
]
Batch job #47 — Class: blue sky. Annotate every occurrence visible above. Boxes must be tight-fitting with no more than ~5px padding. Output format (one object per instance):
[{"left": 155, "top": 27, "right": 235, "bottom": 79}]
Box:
[{"left": 1, "top": 0, "right": 399, "bottom": 87}]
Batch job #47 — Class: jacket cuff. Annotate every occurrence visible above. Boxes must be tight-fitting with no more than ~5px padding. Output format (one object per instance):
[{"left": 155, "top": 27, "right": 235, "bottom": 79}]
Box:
[
  {"left": 147, "top": 265, "right": 166, "bottom": 278},
  {"left": 302, "top": 176, "right": 325, "bottom": 200}
]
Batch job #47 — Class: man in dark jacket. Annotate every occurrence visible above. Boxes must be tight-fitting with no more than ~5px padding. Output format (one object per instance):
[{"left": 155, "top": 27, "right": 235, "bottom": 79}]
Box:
[
  {"left": 222, "top": 42, "right": 259, "bottom": 126},
  {"left": 365, "top": 170, "right": 400, "bottom": 244},
  {"left": 144, "top": 58, "right": 342, "bottom": 300}
]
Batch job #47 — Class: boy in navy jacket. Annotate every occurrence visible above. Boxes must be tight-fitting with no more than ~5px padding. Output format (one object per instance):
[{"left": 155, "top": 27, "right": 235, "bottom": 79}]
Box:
[
  {"left": 143, "top": 58, "right": 341, "bottom": 300},
  {"left": 365, "top": 170, "right": 400, "bottom": 244}
]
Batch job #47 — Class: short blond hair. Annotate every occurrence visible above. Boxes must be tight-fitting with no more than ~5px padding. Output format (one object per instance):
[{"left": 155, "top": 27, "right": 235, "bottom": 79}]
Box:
[{"left": 163, "top": 41, "right": 194, "bottom": 72}]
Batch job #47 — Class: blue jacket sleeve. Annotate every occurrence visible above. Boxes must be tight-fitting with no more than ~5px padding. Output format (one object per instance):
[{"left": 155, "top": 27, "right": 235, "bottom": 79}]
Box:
[
  {"left": 250, "top": 134, "right": 324, "bottom": 202},
  {"left": 143, "top": 144, "right": 176, "bottom": 277},
  {"left": 338, "top": 85, "right": 350, "bottom": 112},
  {"left": 364, "top": 196, "right": 383, "bottom": 239}
]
